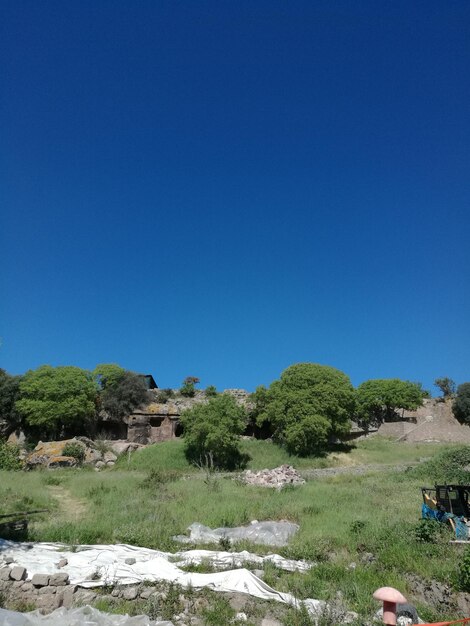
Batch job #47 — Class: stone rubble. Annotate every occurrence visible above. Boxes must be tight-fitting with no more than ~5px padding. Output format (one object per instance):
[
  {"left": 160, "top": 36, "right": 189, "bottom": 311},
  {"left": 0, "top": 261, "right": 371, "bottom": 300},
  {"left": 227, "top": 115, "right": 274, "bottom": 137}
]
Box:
[{"left": 241, "top": 465, "right": 305, "bottom": 489}]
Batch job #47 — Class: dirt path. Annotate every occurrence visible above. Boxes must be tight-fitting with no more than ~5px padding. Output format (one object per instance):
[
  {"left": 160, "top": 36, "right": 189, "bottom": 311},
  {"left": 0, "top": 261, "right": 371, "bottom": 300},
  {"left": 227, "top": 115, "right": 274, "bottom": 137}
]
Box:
[
  {"left": 300, "top": 461, "right": 419, "bottom": 479},
  {"left": 47, "top": 486, "right": 88, "bottom": 521}
]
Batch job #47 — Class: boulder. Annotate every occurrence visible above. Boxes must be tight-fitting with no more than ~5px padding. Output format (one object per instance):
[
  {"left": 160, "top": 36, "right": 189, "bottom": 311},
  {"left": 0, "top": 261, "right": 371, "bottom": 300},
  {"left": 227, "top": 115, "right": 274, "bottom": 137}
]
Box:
[
  {"left": 9, "top": 566, "right": 26, "bottom": 581},
  {"left": 47, "top": 456, "right": 77, "bottom": 469},
  {"left": 32, "top": 573, "right": 50, "bottom": 587}
]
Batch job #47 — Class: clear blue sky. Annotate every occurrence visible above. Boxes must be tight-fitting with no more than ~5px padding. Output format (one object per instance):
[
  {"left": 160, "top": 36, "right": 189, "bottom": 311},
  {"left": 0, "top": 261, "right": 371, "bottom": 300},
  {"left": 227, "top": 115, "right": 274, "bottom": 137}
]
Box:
[{"left": 1, "top": 1, "right": 469, "bottom": 393}]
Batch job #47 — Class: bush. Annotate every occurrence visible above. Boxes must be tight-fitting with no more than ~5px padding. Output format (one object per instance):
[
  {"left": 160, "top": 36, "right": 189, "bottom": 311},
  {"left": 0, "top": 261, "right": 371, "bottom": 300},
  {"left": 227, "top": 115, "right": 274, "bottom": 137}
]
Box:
[
  {"left": 156, "top": 388, "right": 175, "bottom": 403},
  {"left": 412, "top": 446, "right": 470, "bottom": 483},
  {"left": 180, "top": 377, "right": 200, "bottom": 398},
  {"left": 454, "top": 383, "right": 470, "bottom": 424},
  {"left": 205, "top": 385, "right": 218, "bottom": 397},
  {"left": 180, "top": 394, "right": 247, "bottom": 470},
  {"left": 460, "top": 547, "right": 470, "bottom": 591},
  {"left": 0, "top": 440, "right": 22, "bottom": 470},
  {"left": 414, "top": 519, "right": 447, "bottom": 543},
  {"left": 62, "top": 442, "right": 86, "bottom": 463}
]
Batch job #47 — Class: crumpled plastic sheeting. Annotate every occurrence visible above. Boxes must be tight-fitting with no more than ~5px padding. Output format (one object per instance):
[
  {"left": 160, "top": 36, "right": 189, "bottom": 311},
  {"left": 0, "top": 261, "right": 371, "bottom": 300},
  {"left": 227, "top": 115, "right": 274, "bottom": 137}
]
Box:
[
  {"left": 0, "top": 540, "right": 324, "bottom": 616},
  {"left": 175, "top": 549, "right": 312, "bottom": 572},
  {"left": 173, "top": 520, "right": 299, "bottom": 547},
  {"left": 0, "top": 606, "right": 174, "bottom": 626}
]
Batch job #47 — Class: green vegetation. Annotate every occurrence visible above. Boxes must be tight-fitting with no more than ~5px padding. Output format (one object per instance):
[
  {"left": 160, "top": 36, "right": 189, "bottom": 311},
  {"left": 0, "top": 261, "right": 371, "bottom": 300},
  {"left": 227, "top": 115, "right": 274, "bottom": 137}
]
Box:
[
  {"left": 16, "top": 365, "right": 98, "bottom": 438},
  {"left": 459, "top": 547, "right": 470, "bottom": 592},
  {"left": 180, "top": 394, "right": 247, "bottom": 469},
  {"left": 0, "top": 369, "right": 22, "bottom": 435},
  {"left": 0, "top": 440, "right": 22, "bottom": 470},
  {"left": 180, "top": 376, "right": 200, "bottom": 398},
  {"left": 62, "top": 441, "right": 86, "bottom": 463},
  {"left": 453, "top": 383, "right": 470, "bottom": 424},
  {"left": 356, "top": 378, "right": 425, "bottom": 424},
  {"left": 155, "top": 388, "right": 175, "bottom": 403},
  {"left": 0, "top": 438, "right": 463, "bottom": 621},
  {"left": 205, "top": 385, "right": 218, "bottom": 397},
  {"left": 253, "top": 363, "right": 355, "bottom": 455},
  {"left": 434, "top": 377, "right": 456, "bottom": 399},
  {"left": 99, "top": 369, "right": 149, "bottom": 420}
]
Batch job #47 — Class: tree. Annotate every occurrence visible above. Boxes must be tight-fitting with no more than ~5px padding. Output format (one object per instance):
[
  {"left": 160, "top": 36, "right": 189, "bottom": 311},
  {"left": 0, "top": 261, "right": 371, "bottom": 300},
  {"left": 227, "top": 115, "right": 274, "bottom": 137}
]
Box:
[
  {"left": 16, "top": 365, "right": 98, "bottom": 438},
  {"left": 180, "top": 394, "right": 247, "bottom": 469},
  {"left": 256, "top": 363, "right": 356, "bottom": 455},
  {"left": 0, "top": 369, "right": 22, "bottom": 436},
  {"left": 180, "top": 376, "right": 200, "bottom": 398},
  {"left": 453, "top": 383, "right": 470, "bottom": 424},
  {"left": 434, "top": 377, "right": 456, "bottom": 399},
  {"left": 94, "top": 363, "right": 125, "bottom": 390},
  {"left": 100, "top": 370, "right": 150, "bottom": 419},
  {"left": 356, "top": 378, "right": 425, "bottom": 424}
]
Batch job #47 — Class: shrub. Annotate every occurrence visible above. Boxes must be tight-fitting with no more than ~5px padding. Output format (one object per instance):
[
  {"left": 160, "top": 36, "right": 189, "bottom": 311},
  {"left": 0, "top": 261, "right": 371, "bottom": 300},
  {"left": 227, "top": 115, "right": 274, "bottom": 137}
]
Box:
[
  {"left": 180, "top": 394, "right": 247, "bottom": 470},
  {"left": 205, "top": 385, "right": 218, "bottom": 397},
  {"left": 414, "top": 519, "right": 446, "bottom": 543},
  {"left": 460, "top": 547, "right": 470, "bottom": 591},
  {"left": 62, "top": 442, "right": 86, "bottom": 463},
  {"left": 0, "top": 440, "right": 22, "bottom": 470},
  {"left": 412, "top": 446, "right": 470, "bottom": 484},
  {"left": 454, "top": 383, "right": 470, "bottom": 424},
  {"left": 156, "top": 388, "right": 175, "bottom": 404},
  {"left": 180, "top": 376, "right": 200, "bottom": 398}
]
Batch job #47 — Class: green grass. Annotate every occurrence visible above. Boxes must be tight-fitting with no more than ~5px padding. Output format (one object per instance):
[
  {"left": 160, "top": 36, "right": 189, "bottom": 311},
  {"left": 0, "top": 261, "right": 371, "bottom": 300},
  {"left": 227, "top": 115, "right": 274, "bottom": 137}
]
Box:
[
  {"left": 0, "top": 438, "right": 464, "bottom": 621},
  {"left": 114, "top": 436, "right": 454, "bottom": 474}
]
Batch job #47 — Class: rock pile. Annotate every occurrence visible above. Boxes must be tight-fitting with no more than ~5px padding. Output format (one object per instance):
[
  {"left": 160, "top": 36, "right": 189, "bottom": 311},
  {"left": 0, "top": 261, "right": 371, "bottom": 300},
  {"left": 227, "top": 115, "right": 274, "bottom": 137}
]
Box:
[
  {"left": 25, "top": 438, "right": 143, "bottom": 471},
  {"left": 242, "top": 465, "right": 305, "bottom": 489}
]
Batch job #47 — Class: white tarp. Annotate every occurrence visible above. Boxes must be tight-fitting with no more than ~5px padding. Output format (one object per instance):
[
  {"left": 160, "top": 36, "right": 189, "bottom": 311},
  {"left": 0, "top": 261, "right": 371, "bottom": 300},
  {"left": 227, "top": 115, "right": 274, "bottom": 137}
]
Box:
[
  {"left": 0, "top": 606, "right": 174, "bottom": 626},
  {"left": 0, "top": 540, "right": 323, "bottom": 616},
  {"left": 173, "top": 520, "right": 299, "bottom": 547}
]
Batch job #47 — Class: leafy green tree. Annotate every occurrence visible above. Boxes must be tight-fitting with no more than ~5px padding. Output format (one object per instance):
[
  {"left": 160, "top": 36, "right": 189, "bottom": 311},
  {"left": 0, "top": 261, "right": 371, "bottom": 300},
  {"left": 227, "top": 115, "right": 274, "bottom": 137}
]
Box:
[
  {"left": 94, "top": 363, "right": 125, "bottom": 389},
  {"left": 434, "top": 377, "right": 456, "bottom": 399},
  {"left": 180, "top": 394, "right": 247, "bottom": 469},
  {"left": 16, "top": 365, "right": 98, "bottom": 438},
  {"left": 256, "top": 363, "right": 356, "bottom": 455},
  {"left": 356, "top": 378, "right": 425, "bottom": 423},
  {"left": 453, "top": 383, "right": 470, "bottom": 424},
  {"left": 0, "top": 369, "right": 22, "bottom": 436},
  {"left": 180, "top": 376, "right": 200, "bottom": 398},
  {"left": 100, "top": 370, "right": 150, "bottom": 419}
]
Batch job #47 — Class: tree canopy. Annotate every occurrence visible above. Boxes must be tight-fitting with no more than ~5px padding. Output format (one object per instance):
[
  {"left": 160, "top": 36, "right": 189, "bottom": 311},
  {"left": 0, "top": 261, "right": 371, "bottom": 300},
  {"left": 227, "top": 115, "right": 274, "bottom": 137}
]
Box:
[
  {"left": 434, "top": 377, "right": 456, "bottom": 399},
  {"left": 99, "top": 369, "right": 149, "bottom": 420},
  {"left": 453, "top": 383, "right": 470, "bottom": 424},
  {"left": 0, "top": 369, "right": 22, "bottom": 436},
  {"left": 254, "top": 363, "right": 356, "bottom": 455},
  {"left": 16, "top": 365, "right": 98, "bottom": 437},
  {"left": 180, "top": 393, "right": 247, "bottom": 469},
  {"left": 356, "top": 378, "right": 425, "bottom": 423}
]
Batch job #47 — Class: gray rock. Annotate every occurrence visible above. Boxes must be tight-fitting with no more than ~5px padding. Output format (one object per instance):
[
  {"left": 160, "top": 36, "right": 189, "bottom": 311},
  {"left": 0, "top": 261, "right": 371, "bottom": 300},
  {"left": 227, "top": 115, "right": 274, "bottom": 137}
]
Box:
[
  {"left": 61, "top": 585, "right": 78, "bottom": 608},
  {"left": 4, "top": 557, "right": 14, "bottom": 565},
  {"left": 57, "top": 558, "right": 68, "bottom": 568},
  {"left": 95, "top": 460, "right": 106, "bottom": 469},
  {"left": 12, "top": 580, "right": 25, "bottom": 588},
  {"left": 104, "top": 451, "right": 117, "bottom": 462},
  {"left": 0, "top": 567, "right": 12, "bottom": 581},
  {"left": 140, "top": 587, "right": 156, "bottom": 599},
  {"left": 122, "top": 586, "right": 139, "bottom": 600},
  {"left": 106, "top": 461, "right": 115, "bottom": 467},
  {"left": 10, "top": 566, "right": 27, "bottom": 581},
  {"left": 22, "top": 582, "right": 34, "bottom": 592},
  {"left": 124, "top": 557, "right": 136, "bottom": 565},
  {"left": 73, "top": 589, "right": 97, "bottom": 604},
  {"left": 39, "top": 585, "right": 56, "bottom": 594},
  {"left": 261, "top": 619, "right": 283, "bottom": 626},
  {"left": 32, "top": 573, "right": 51, "bottom": 587},
  {"left": 49, "top": 572, "right": 69, "bottom": 586}
]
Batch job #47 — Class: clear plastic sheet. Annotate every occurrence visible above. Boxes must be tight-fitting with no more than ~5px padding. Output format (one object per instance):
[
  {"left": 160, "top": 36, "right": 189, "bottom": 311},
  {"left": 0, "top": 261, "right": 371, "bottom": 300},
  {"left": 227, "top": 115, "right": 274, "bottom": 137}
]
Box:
[
  {"left": 0, "top": 606, "right": 174, "bottom": 626},
  {"left": 173, "top": 520, "right": 299, "bottom": 547}
]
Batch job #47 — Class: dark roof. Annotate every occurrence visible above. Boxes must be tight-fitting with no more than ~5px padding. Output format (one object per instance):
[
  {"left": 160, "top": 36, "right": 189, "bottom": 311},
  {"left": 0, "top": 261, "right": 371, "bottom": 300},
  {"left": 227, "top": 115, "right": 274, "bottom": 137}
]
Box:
[{"left": 139, "top": 374, "right": 158, "bottom": 389}]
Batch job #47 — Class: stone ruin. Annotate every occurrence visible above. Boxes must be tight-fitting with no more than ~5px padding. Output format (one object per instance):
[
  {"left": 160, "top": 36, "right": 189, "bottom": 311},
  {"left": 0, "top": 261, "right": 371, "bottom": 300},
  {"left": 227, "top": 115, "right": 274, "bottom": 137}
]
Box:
[{"left": 241, "top": 465, "right": 305, "bottom": 489}]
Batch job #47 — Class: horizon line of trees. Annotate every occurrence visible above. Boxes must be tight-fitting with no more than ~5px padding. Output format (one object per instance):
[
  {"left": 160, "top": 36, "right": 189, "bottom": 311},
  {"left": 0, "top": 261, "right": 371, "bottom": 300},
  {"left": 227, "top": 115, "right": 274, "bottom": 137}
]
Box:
[{"left": 1, "top": 362, "right": 469, "bottom": 468}]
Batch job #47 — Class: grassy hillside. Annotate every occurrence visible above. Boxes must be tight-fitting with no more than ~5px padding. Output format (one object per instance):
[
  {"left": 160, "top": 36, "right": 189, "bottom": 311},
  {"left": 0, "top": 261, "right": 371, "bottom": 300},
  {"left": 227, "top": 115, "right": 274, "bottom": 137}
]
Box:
[{"left": 0, "top": 438, "right": 465, "bottom": 622}]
